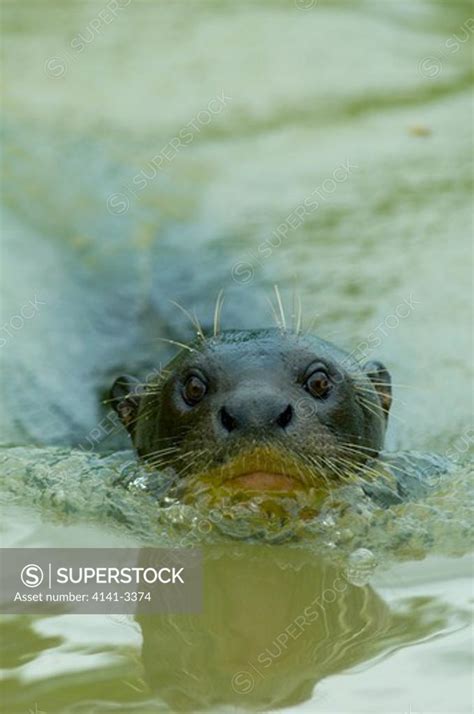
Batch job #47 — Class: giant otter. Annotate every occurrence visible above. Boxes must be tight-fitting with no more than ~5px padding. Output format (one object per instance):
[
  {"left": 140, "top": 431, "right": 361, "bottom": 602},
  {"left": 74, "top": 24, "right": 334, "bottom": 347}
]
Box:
[{"left": 110, "top": 328, "right": 401, "bottom": 505}]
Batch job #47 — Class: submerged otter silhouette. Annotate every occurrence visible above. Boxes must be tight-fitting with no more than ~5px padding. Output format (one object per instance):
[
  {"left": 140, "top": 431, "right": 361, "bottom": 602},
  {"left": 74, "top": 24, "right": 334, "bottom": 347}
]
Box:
[{"left": 110, "top": 328, "right": 394, "bottom": 497}]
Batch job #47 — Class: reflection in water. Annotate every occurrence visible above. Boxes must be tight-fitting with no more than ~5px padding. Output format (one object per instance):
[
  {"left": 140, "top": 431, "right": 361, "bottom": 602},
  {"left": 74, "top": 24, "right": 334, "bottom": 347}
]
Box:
[{"left": 138, "top": 544, "right": 448, "bottom": 711}]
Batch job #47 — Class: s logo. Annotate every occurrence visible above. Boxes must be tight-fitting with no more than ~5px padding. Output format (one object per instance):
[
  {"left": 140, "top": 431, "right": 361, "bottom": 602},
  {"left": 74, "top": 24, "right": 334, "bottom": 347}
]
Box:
[{"left": 21, "top": 564, "right": 44, "bottom": 588}]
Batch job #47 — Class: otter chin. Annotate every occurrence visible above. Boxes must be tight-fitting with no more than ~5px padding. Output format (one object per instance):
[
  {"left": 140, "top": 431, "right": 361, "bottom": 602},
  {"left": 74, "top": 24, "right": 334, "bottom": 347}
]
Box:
[
  {"left": 225, "top": 472, "right": 303, "bottom": 492},
  {"left": 110, "top": 328, "right": 392, "bottom": 502},
  {"left": 180, "top": 446, "right": 317, "bottom": 501}
]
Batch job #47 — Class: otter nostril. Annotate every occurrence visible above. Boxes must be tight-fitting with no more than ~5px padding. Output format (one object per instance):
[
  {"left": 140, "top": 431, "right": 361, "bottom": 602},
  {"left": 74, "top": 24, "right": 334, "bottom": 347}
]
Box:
[
  {"left": 220, "top": 406, "right": 238, "bottom": 433},
  {"left": 276, "top": 404, "right": 293, "bottom": 429}
]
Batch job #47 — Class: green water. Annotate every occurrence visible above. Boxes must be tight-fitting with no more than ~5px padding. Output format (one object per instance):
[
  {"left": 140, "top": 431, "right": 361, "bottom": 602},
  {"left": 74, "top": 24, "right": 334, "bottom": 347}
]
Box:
[{"left": 1, "top": 0, "right": 473, "bottom": 711}]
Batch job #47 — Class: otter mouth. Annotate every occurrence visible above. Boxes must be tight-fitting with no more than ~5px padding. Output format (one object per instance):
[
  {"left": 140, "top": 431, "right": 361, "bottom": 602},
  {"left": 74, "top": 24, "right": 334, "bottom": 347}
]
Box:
[
  {"left": 183, "top": 447, "right": 328, "bottom": 497},
  {"left": 224, "top": 471, "right": 304, "bottom": 492}
]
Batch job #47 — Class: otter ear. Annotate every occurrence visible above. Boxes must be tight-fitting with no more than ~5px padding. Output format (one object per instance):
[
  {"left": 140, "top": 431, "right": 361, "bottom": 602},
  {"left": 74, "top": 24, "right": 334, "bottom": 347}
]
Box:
[
  {"left": 110, "top": 375, "right": 141, "bottom": 435},
  {"left": 363, "top": 360, "right": 392, "bottom": 416}
]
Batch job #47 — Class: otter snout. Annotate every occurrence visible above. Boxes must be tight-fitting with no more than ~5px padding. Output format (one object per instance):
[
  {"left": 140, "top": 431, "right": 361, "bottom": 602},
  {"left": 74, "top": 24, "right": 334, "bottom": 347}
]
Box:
[{"left": 218, "top": 389, "right": 294, "bottom": 435}]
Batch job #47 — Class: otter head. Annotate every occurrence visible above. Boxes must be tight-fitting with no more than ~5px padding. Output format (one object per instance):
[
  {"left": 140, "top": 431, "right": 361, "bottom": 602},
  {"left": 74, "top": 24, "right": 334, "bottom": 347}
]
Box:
[{"left": 110, "top": 329, "right": 391, "bottom": 498}]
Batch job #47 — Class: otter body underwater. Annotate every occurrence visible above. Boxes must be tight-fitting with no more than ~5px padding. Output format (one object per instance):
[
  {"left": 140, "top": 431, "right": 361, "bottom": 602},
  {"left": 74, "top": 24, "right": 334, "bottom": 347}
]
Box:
[{"left": 110, "top": 328, "right": 451, "bottom": 511}]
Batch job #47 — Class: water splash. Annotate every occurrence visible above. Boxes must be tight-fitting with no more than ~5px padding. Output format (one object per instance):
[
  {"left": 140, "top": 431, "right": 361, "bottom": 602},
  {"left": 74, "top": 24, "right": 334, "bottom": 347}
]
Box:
[{"left": 1, "top": 446, "right": 472, "bottom": 574}]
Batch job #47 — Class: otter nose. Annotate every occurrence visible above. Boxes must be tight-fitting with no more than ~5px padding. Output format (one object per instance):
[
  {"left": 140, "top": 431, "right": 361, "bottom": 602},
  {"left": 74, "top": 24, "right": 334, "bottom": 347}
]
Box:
[{"left": 219, "top": 393, "right": 293, "bottom": 434}]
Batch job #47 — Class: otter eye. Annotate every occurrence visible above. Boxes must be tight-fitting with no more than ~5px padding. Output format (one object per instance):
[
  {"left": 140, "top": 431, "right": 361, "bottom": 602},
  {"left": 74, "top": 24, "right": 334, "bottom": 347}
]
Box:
[
  {"left": 182, "top": 374, "right": 208, "bottom": 406},
  {"left": 304, "top": 370, "right": 331, "bottom": 399}
]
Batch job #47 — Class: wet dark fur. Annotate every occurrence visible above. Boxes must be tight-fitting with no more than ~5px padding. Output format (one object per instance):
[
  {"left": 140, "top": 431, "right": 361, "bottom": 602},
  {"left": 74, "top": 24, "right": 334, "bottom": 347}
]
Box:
[{"left": 110, "top": 329, "right": 392, "bottom": 486}]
